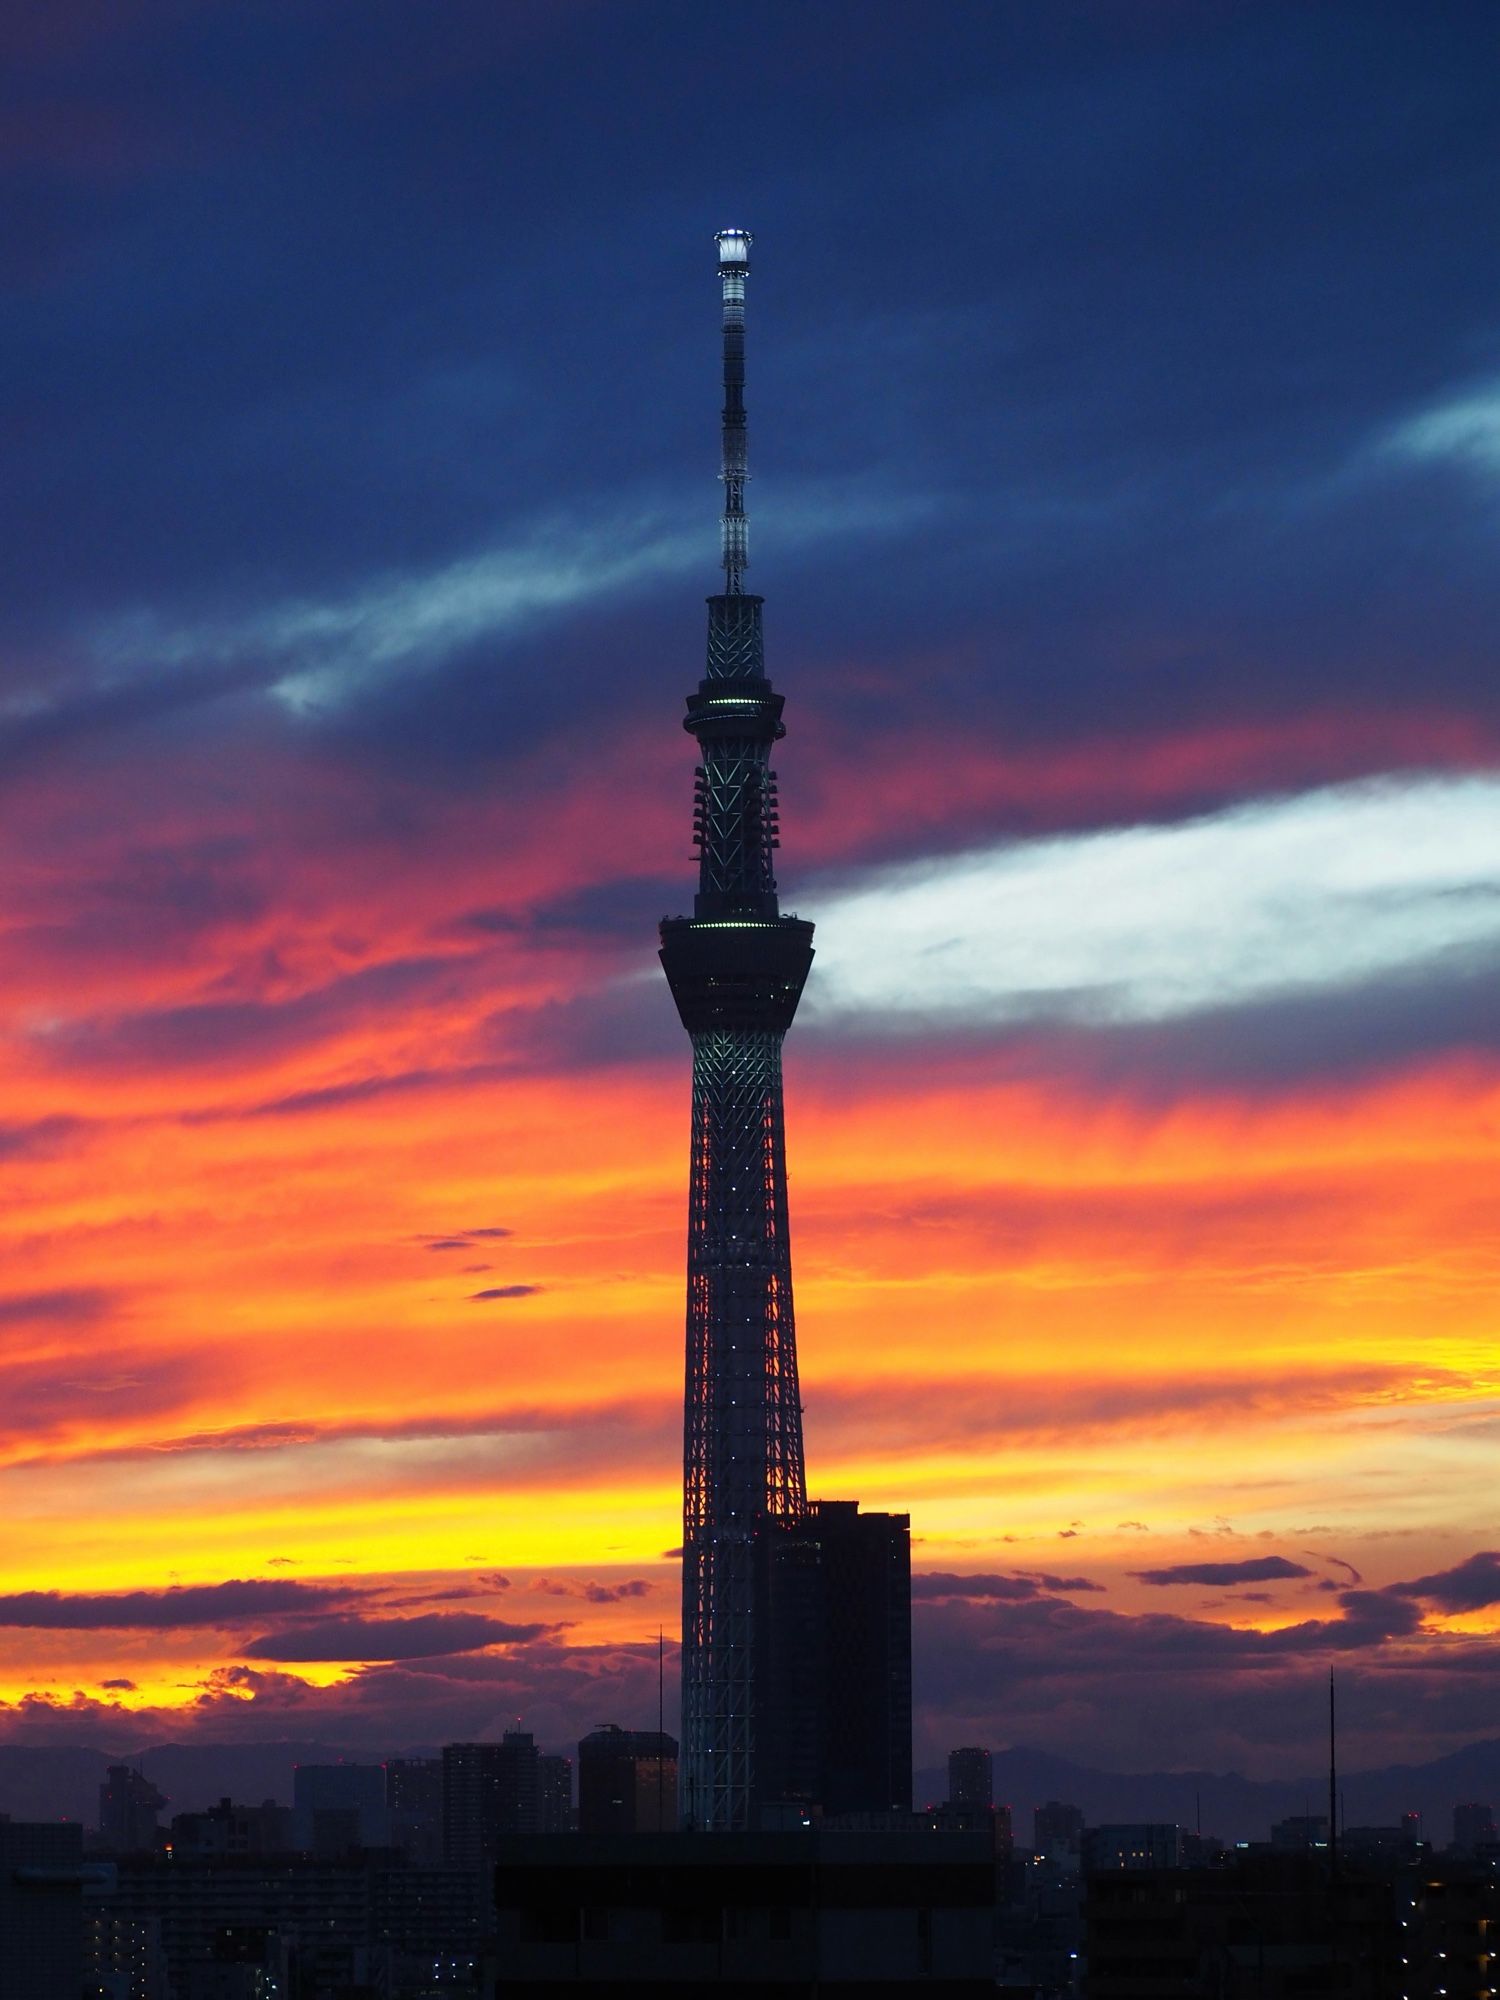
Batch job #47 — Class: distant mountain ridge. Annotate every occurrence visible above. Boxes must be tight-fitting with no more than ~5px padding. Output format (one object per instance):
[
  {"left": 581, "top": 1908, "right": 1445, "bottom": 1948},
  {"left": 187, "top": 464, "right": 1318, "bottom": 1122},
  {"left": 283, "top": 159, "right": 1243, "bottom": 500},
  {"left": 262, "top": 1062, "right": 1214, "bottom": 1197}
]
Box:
[{"left": 6, "top": 1737, "right": 1499, "bottom": 1843}]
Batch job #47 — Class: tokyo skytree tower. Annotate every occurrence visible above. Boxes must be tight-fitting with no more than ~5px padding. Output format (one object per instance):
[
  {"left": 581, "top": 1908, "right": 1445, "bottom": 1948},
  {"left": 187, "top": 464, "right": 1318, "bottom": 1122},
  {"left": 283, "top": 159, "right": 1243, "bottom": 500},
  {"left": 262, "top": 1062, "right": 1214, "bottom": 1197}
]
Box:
[{"left": 659, "top": 229, "right": 815, "bottom": 1831}]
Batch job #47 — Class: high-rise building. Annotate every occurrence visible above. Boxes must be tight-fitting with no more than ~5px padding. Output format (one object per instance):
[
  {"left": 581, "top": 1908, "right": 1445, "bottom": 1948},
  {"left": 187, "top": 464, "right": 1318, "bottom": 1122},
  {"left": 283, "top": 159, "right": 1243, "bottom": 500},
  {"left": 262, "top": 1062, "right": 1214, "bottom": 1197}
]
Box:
[
  {"left": 169, "top": 1795, "right": 291, "bottom": 1857},
  {"left": 291, "top": 1762, "right": 388, "bottom": 1854},
  {"left": 98, "top": 1765, "right": 167, "bottom": 1853},
  {"left": 758, "top": 1501, "right": 912, "bottom": 1816},
  {"left": 1270, "top": 1813, "right": 1329, "bottom": 1853},
  {"left": 86, "top": 1902, "right": 169, "bottom": 2000},
  {"left": 1033, "top": 1800, "right": 1085, "bottom": 1861},
  {"left": 99, "top": 1851, "right": 487, "bottom": 1996},
  {"left": 948, "top": 1747, "right": 993, "bottom": 1811},
  {"left": 1453, "top": 1801, "right": 1497, "bottom": 1852},
  {"left": 579, "top": 1726, "right": 679, "bottom": 1834},
  {"left": 659, "top": 229, "right": 912, "bottom": 1832},
  {"left": 1082, "top": 1823, "right": 1185, "bottom": 1873},
  {"left": 386, "top": 1755, "right": 443, "bottom": 1863},
  {"left": 0, "top": 1821, "right": 85, "bottom": 1997},
  {"left": 442, "top": 1732, "right": 541, "bottom": 1866},
  {"left": 1084, "top": 1852, "right": 1413, "bottom": 1998},
  {"left": 539, "top": 1753, "right": 573, "bottom": 1834}
]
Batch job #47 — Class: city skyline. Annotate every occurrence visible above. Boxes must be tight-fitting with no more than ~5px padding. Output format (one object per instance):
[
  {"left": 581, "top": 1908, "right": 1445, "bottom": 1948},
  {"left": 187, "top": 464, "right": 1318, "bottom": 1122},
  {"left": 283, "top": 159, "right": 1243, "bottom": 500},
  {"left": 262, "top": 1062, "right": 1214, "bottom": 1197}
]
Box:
[{"left": 1, "top": 1, "right": 1498, "bottom": 1784}]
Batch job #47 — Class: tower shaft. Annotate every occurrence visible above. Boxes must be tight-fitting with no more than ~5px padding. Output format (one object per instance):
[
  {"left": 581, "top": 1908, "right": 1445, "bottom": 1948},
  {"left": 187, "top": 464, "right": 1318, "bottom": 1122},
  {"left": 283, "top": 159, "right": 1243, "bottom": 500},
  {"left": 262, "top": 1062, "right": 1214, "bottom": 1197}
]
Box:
[{"left": 660, "top": 231, "right": 812, "bottom": 1831}]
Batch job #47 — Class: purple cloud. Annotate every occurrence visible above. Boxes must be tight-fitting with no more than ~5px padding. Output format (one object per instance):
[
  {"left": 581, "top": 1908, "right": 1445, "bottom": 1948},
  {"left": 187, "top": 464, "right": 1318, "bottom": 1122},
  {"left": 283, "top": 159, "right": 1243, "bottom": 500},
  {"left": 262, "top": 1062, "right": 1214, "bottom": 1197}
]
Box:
[
  {"left": 911, "top": 1572, "right": 1100, "bottom": 1603},
  {"left": 0, "top": 1287, "right": 118, "bottom": 1327},
  {"left": 0, "top": 1580, "right": 359, "bottom": 1629},
  {"left": 1390, "top": 1551, "right": 1500, "bottom": 1612},
  {"left": 241, "top": 1612, "right": 549, "bottom": 1662},
  {"left": 1133, "top": 1557, "right": 1314, "bottom": 1587}
]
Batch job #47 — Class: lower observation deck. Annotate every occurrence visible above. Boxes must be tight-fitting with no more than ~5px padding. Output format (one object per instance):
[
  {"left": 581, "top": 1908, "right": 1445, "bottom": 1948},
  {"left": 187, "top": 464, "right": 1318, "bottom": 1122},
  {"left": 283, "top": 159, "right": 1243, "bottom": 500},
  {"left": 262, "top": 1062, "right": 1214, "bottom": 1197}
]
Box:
[{"left": 659, "top": 916, "right": 815, "bottom": 1036}]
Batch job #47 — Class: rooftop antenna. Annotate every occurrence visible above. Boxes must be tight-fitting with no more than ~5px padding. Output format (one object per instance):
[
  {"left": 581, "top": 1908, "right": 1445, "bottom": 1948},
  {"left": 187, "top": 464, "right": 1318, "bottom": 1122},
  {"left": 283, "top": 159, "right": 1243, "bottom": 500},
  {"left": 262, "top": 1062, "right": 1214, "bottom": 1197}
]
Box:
[
  {"left": 1328, "top": 1671, "right": 1339, "bottom": 1883},
  {"left": 657, "top": 1626, "right": 666, "bottom": 1831},
  {"left": 715, "top": 228, "right": 751, "bottom": 594}
]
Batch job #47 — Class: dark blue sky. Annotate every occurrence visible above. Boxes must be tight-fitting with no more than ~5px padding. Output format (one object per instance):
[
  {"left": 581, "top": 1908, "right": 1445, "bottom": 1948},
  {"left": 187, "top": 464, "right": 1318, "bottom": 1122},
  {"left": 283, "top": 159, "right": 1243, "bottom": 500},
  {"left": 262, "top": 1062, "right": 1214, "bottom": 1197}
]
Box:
[{"left": 5, "top": 0, "right": 1498, "bottom": 780}]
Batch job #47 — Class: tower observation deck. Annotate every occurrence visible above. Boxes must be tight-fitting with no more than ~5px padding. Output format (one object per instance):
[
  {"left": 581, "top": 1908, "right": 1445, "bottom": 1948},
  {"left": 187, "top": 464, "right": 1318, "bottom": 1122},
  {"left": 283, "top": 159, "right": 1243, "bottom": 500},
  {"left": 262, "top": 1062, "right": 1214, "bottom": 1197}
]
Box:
[{"left": 660, "top": 229, "right": 813, "bottom": 1832}]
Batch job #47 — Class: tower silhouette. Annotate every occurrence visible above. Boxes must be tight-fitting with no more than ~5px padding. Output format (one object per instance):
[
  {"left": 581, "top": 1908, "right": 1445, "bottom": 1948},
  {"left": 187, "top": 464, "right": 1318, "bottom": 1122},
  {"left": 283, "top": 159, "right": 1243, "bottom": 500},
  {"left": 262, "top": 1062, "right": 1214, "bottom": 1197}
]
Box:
[{"left": 660, "top": 229, "right": 814, "bottom": 1831}]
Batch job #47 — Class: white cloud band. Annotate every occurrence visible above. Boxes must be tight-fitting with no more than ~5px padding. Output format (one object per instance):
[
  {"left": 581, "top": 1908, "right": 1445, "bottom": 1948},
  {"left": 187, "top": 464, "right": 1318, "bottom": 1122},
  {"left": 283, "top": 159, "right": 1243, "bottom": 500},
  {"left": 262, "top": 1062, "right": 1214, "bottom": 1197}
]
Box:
[{"left": 800, "top": 775, "right": 1500, "bottom": 1030}]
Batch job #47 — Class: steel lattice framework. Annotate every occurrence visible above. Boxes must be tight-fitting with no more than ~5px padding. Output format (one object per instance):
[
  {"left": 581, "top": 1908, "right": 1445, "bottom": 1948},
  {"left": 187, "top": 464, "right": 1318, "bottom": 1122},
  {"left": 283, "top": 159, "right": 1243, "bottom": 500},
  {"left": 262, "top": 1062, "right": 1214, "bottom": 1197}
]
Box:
[{"left": 660, "top": 230, "right": 814, "bottom": 1831}]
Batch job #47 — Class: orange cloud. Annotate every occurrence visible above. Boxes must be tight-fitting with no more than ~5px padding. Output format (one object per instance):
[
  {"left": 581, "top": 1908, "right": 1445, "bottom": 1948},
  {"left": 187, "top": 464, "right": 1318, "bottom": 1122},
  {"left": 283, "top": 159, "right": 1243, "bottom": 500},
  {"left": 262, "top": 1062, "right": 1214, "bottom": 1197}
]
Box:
[{"left": 2, "top": 716, "right": 1497, "bottom": 1737}]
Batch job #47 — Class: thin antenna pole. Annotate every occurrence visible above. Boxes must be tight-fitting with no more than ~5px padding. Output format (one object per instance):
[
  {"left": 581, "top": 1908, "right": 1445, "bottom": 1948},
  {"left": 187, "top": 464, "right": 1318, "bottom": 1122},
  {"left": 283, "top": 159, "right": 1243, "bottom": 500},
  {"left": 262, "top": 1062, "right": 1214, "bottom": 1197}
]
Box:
[
  {"left": 1328, "top": 1671, "right": 1339, "bottom": 1882},
  {"left": 658, "top": 1626, "right": 666, "bottom": 1832},
  {"left": 715, "top": 229, "right": 751, "bottom": 593},
  {"left": 1327, "top": 1670, "right": 1343, "bottom": 1986}
]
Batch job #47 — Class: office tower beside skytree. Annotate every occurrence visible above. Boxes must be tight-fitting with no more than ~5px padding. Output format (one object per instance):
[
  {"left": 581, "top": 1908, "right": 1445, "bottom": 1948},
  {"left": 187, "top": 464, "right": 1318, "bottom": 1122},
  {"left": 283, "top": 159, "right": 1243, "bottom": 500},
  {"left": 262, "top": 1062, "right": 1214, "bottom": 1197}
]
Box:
[{"left": 660, "top": 230, "right": 911, "bottom": 1832}]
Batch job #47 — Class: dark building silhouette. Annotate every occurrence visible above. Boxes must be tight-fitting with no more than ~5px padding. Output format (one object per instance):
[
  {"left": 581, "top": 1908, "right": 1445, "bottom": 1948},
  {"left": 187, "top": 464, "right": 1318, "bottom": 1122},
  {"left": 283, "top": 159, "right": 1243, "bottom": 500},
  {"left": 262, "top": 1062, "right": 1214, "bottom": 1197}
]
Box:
[
  {"left": 387, "top": 1754, "right": 444, "bottom": 1862},
  {"left": 1453, "top": 1800, "right": 1496, "bottom": 1852},
  {"left": 291, "top": 1761, "right": 387, "bottom": 1855},
  {"left": 948, "top": 1747, "right": 993, "bottom": 1811},
  {"left": 579, "top": 1727, "right": 679, "bottom": 1834},
  {"left": 1033, "top": 1799, "right": 1084, "bottom": 1863},
  {"left": 169, "top": 1795, "right": 291, "bottom": 1858},
  {"left": 493, "top": 1829, "right": 996, "bottom": 1992},
  {"left": 98, "top": 1850, "right": 487, "bottom": 1996},
  {"left": 87, "top": 1899, "right": 169, "bottom": 2000},
  {"left": 1085, "top": 1850, "right": 1500, "bottom": 1998},
  {"left": 1271, "top": 1811, "right": 1330, "bottom": 1853},
  {"left": 98, "top": 1764, "right": 167, "bottom": 1853},
  {"left": 0, "top": 1820, "right": 86, "bottom": 1998},
  {"left": 443, "top": 1732, "right": 541, "bottom": 1865},
  {"left": 1404, "top": 1866, "right": 1499, "bottom": 1997},
  {"left": 539, "top": 1753, "right": 573, "bottom": 1834},
  {"left": 1083, "top": 1822, "right": 1186, "bottom": 1872},
  {"left": 926, "top": 1798, "right": 1013, "bottom": 1861},
  {"left": 1342, "top": 1817, "right": 1426, "bottom": 1865},
  {"left": 758, "top": 1502, "right": 913, "bottom": 1816},
  {"left": 659, "top": 228, "right": 912, "bottom": 1831}
]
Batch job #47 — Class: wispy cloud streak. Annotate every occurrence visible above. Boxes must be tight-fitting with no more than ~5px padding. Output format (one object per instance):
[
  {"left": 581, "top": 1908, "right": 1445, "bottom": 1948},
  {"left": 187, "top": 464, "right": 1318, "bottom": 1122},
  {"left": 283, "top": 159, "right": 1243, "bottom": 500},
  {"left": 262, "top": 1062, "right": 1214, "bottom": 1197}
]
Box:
[
  {"left": 85, "top": 484, "right": 932, "bottom": 713},
  {"left": 1386, "top": 380, "right": 1500, "bottom": 482}
]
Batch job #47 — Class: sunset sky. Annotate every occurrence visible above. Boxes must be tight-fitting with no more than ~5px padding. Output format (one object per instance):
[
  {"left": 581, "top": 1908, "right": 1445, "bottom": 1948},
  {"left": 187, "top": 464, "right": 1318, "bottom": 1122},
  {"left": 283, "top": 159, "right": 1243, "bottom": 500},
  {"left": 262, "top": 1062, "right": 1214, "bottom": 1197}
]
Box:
[{"left": 3, "top": 0, "right": 1498, "bottom": 1786}]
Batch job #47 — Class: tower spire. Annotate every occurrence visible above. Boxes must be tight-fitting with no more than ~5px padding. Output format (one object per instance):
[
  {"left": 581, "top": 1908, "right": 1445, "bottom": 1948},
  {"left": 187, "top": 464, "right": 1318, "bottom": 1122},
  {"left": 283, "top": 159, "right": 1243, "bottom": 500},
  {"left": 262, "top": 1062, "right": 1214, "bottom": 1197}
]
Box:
[{"left": 715, "top": 228, "right": 751, "bottom": 593}]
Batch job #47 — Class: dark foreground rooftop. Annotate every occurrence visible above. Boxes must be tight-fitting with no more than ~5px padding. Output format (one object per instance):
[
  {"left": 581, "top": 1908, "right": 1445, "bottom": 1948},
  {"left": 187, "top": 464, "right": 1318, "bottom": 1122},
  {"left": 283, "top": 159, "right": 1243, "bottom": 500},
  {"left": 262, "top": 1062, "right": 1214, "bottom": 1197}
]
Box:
[{"left": 494, "top": 1829, "right": 996, "bottom": 1993}]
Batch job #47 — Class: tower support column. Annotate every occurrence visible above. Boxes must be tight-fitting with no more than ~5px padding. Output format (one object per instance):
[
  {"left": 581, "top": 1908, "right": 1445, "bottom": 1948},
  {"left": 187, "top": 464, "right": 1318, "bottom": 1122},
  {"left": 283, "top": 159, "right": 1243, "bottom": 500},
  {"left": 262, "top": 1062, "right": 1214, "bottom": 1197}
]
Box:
[{"left": 678, "top": 1024, "right": 806, "bottom": 1830}]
